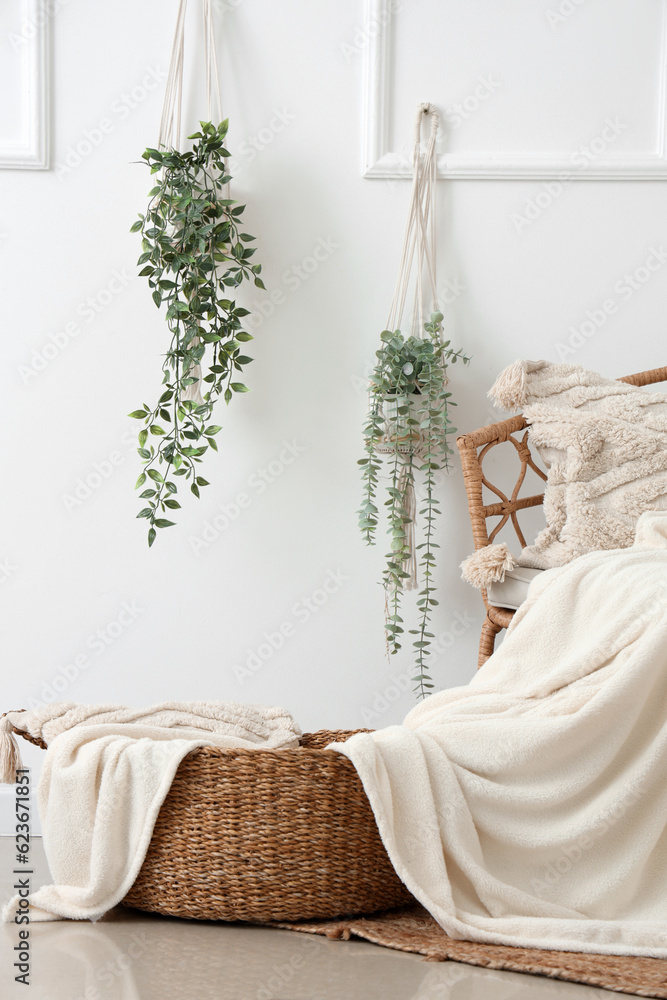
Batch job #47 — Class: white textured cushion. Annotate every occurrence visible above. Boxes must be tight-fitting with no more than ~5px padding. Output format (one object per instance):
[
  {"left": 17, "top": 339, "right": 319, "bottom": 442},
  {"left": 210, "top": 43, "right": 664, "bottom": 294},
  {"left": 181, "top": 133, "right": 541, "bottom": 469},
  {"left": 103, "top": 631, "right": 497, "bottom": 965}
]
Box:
[
  {"left": 488, "top": 566, "right": 543, "bottom": 610},
  {"left": 489, "top": 360, "right": 667, "bottom": 569}
]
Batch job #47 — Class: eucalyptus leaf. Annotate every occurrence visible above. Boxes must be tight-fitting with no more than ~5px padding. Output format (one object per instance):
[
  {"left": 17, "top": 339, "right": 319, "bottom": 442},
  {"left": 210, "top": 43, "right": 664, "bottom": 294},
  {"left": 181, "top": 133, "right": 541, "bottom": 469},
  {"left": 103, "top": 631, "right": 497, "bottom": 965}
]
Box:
[{"left": 358, "top": 317, "right": 471, "bottom": 696}]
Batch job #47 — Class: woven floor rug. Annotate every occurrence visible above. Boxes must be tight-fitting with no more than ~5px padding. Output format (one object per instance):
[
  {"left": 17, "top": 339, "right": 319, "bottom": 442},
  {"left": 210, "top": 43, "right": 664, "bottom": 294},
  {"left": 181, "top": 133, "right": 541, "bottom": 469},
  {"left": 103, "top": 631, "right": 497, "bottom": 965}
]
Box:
[{"left": 277, "top": 904, "right": 667, "bottom": 998}]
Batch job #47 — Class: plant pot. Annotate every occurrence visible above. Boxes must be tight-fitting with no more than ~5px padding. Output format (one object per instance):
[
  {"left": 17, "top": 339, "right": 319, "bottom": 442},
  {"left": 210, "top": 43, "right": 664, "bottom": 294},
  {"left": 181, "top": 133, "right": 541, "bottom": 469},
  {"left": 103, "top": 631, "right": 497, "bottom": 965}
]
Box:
[{"left": 375, "top": 392, "right": 439, "bottom": 455}]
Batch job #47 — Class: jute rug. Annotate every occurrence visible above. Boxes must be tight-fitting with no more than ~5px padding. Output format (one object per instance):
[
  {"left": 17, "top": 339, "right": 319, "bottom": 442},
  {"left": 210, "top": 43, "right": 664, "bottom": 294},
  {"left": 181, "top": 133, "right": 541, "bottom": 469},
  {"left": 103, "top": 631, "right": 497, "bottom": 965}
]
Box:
[{"left": 277, "top": 904, "right": 667, "bottom": 998}]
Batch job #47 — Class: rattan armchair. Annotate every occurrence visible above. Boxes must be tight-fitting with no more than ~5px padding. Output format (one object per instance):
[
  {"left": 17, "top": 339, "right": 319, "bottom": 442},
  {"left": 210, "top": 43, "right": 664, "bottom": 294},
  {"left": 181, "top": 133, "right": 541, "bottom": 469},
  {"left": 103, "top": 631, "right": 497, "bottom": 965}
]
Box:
[{"left": 457, "top": 365, "right": 667, "bottom": 668}]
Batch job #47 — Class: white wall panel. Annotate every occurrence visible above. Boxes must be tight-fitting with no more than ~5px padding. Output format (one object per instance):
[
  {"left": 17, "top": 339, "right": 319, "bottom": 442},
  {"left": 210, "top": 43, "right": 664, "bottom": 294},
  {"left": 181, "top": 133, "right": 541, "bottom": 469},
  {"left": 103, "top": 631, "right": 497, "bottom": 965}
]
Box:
[
  {"left": 363, "top": 0, "right": 667, "bottom": 177},
  {"left": 1, "top": 0, "right": 666, "bottom": 830},
  {"left": 0, "top": 0, "right": 48, "bottom": 168}
]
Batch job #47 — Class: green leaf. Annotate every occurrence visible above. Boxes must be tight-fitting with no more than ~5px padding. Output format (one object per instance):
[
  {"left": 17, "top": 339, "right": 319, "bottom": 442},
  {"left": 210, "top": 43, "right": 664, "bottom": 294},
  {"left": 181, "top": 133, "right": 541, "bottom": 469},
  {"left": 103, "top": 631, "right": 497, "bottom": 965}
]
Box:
[
  {"left": 134, "top": 472, "right": 146, "bottom": 489},
  {"left": 148, "top": 528, "right": 156, "bottom": 547},
  {"left": 130, "top": 134, "right": 268, "bottom": 545},
  {"left": 154, "top": 519, "right": 176, "bottom": 528},
  {"left": 128, "top": 409, "right": 147, "bottom": 419}
]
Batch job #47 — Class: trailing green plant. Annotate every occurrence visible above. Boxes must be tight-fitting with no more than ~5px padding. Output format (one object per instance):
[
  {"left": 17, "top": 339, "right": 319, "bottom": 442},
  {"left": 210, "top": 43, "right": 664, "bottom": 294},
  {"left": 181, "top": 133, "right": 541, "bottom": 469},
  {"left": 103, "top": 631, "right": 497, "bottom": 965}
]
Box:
[
  {"left": 129, "top": 120, "right": 264, "bottom": 546},
  {"left": 358, "top": 312, "right": 470, "bottom": 697}
]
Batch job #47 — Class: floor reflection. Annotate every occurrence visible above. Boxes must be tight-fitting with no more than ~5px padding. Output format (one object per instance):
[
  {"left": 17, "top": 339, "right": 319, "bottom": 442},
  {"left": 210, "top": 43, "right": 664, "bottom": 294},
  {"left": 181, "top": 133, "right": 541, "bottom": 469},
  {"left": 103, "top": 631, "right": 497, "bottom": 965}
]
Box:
[{"left": 0, "top": 840, "right": 612, "bottom": 1000}]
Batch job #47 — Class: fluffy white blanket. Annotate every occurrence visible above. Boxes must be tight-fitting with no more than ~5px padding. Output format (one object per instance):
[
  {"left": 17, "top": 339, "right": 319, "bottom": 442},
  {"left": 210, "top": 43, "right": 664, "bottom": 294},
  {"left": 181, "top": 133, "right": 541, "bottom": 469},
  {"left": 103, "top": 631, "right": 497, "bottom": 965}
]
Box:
[
  {"left": 1, "top": 701, "right": 300, "bottom": 922},
  {"left": 335, "top": 511, "right": 667, "bottom": 957}
]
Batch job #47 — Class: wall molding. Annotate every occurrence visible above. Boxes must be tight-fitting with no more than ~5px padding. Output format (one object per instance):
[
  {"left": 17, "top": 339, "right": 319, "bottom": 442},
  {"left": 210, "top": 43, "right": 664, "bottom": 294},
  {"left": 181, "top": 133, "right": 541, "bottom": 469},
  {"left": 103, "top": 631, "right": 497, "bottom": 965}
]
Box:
[
  {"left": 0, "top": 0, "right": 50, "bottom": 170},
  {"left": 362, "top": 0, "right": 667, "bottom": 180}
]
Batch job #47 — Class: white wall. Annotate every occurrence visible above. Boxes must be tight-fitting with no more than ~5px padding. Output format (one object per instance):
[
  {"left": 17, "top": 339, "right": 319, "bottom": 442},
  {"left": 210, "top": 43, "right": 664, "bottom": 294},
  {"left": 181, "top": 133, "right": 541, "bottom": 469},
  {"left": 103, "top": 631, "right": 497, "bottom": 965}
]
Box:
[{"left": 2, "top": 0, "right": 667, "bottom": 831}]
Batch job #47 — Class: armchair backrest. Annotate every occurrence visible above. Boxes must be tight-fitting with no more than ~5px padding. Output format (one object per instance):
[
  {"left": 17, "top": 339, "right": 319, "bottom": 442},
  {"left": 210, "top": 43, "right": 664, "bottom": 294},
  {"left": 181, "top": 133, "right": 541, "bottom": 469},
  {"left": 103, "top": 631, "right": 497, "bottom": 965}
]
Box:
[{"left": 456, "top": 366, "right": 667, "bottom": 554}]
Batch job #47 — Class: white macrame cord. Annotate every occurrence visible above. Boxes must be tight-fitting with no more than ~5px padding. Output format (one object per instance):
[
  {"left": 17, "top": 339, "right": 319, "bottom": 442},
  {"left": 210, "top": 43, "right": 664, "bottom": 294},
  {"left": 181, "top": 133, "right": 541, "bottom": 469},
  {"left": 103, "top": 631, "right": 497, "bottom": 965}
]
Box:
[
  {"left": 378, "top": 103, "right": 442, "bottom": 590},
  {"left": 158, "top": 0, "right": 224, "bottom": 406},
  {"left": 387, "top": 103, "right": 440, "bottom": 336},
  {"left": 158, "top": 0, "right": 222, "bottom": 153}
]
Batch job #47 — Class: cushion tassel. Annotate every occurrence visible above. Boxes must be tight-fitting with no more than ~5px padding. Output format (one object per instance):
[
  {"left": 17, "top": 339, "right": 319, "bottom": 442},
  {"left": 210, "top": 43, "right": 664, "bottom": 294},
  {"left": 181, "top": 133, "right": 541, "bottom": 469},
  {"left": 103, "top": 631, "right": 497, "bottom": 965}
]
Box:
[
  {"left": 0, "top": 714, "right": 24, "bottom": 784},
  {"left": 488, "top": 360, "right": 529, "bottom": 411},
  {"left": 460, "top": 543, "right": 516, "bottom": 590}
]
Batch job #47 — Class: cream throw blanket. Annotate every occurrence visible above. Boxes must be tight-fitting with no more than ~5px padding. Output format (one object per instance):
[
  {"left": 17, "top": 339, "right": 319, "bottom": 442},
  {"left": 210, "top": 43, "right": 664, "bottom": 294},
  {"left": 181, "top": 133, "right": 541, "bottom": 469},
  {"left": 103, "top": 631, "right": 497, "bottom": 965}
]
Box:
[
  {"left": 0, "top": 701, "right": 301, "bottom": 922},
  {"left": 336, "top": 511, "right": 667, "bottom": 957}
]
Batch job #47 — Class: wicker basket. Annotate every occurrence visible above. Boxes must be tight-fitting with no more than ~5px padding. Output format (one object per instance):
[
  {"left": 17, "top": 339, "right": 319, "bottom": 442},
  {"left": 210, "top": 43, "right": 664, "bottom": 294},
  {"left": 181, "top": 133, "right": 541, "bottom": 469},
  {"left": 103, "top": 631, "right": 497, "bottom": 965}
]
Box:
[{"left": 12, "top": 726, "right": 413, "bottom": 923}]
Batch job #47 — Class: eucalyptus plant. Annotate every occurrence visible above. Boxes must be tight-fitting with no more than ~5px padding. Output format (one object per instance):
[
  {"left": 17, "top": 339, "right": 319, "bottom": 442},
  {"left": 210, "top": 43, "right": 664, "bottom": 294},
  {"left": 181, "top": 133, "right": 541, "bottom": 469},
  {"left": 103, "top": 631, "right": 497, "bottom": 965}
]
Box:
[
  {"left": 129, "top": 120, "right": 264, "bottom": 545},
  {"left": 358, "top": 313, "right": 470, "bottom": 697}
]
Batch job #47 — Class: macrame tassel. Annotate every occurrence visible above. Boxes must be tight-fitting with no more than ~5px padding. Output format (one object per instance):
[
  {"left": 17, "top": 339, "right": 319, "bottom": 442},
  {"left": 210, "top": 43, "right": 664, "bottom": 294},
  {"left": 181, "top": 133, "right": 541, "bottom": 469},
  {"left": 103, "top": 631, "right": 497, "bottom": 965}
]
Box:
[
  {"left": 0, "top": 715, "right": 24, "bottom": 784},
  {"left": 182, "top": 336, "right": 204, "bottom": 406},
  {"left": 460, "top": 542, "right": 516, "bottom": 590},
  {"left": 399, "top": 464, "right": 418, "bottom": 591},
  {"left": 182, "top": 364, "right": 204, "bottom": 405}
]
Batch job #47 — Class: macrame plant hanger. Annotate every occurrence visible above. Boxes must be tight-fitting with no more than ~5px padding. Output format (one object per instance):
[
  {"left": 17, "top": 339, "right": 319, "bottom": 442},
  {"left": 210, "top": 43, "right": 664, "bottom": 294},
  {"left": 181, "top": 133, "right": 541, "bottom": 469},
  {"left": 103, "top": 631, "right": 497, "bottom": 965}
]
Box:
[
  {"left": 158, "top": 0, "right": 223, "bottom": 151},
  {"left": 387, "top": 103, "right": 440, "bottom": 342},
  {"left": 382, "top": 102, "right": 441, "bottom": 590},
  {"left": 157, "top": 0, "right": 224, "bottom": 404}
]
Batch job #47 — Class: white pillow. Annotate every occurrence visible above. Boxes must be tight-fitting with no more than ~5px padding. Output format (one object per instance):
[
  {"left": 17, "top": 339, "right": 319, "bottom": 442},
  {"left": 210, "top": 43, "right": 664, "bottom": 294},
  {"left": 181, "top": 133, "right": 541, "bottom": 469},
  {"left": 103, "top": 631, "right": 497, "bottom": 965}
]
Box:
[{"left": 489, "top": 360, "right": 667, "bottom": 570}]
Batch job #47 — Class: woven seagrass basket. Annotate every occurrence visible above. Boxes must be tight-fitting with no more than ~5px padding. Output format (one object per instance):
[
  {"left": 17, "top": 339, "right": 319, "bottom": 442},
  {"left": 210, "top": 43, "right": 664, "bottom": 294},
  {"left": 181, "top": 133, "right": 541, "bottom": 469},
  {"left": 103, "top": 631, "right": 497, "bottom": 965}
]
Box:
[{"left": 12, "top": 726, "right": 412, "bottom": 923}]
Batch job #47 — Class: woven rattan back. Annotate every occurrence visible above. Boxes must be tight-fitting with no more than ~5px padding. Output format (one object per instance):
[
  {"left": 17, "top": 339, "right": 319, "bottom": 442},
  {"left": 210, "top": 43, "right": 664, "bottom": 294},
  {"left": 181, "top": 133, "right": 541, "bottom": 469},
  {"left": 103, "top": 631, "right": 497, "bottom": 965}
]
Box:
[{"left": 457, "top": 365, "right": 667, "bottom": 665}]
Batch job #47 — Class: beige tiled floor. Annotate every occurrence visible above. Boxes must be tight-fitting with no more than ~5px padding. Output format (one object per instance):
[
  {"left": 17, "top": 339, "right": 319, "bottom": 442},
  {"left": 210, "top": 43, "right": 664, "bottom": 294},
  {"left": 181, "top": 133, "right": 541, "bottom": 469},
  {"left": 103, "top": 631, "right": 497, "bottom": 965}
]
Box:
[{"left": 0, "top": 839, "right": 632, "bottom": 999}]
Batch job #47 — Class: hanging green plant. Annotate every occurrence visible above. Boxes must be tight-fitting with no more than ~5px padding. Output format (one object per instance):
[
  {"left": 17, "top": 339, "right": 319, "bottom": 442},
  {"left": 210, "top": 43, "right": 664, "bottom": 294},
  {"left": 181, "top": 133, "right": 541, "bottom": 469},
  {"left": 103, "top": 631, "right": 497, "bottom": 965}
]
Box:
[
  {"left": 359, "top": 313, "right": 470, "bottom": 697},
  {"left": 129, "top": 120, "right": 264, "bottom": 546}
]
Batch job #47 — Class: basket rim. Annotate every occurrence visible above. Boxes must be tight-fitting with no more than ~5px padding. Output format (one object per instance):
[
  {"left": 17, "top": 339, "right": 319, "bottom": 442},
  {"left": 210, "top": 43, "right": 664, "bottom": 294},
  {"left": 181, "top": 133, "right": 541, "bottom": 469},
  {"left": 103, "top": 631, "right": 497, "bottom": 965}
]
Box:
[{"left": 7, "top": 724, "right": 367, "bottom": 757}]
